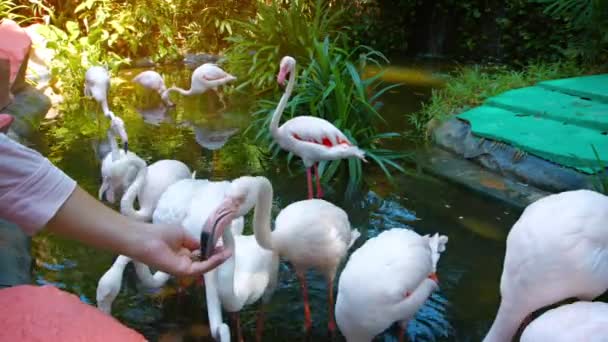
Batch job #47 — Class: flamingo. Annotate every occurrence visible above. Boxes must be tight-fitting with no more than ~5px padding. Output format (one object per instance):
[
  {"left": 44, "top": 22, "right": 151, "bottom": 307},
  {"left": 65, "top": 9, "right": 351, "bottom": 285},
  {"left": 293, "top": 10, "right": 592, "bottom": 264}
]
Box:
[
  {"left": 96, "top": 256, "right": 174, "bottom": 315},
  {"left": 95, "top": 160, "right": 193, "bottom": 315},
  {"left": 152, "top": 178, "right": 278, "bottom": 342},
  {"left": 116, "top": 156, "right": 193, "bottom": 222},
  {"left": 84, "top": 66, "right": 129, "bottom": 152},
  {"left": 270, "top": 56, "right": 366, "bottom": 199},
  {"left": 132, "top": 70, "right": 174, "bottom": 107},
  {"left": 334, "top": 229, "right": 448, "bottom": 342},
  {"left": 96, "top": 255, "right": 131, "bottom": 314},
  {"left": 84, "top": 66, "right": 112, "bottom": 117},
  {"left": 520, "top": 301, "right": 608, "bottom": 342},
  {"left": 162, "top": 63, "right": 236, "bottom": 108},
  {"left": 200, "top": 176, "right": 361, "bottom": 334},
  {"left": 483, "top": 189, "right": 608, "bottom": 342}
]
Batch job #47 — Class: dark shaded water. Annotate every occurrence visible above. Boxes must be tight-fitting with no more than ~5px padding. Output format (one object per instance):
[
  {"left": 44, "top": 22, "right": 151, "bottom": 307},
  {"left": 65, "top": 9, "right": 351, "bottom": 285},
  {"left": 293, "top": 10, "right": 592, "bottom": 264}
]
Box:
[{"left": 32, "top": 64, "right": 519, "bottom": 341}]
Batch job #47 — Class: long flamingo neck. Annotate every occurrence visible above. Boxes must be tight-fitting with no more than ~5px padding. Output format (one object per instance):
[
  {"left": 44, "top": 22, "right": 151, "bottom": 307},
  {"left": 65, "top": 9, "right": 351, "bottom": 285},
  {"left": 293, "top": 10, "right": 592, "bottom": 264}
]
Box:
[
  {"left": 119, "top": 159, "right": 150, "bottom": 221},
  {"left": 270, "top": 65, "right": 296, "bottom": 139},
  {"left": 133, "top": 262, "right": 171, "bottom": 287},
  {"left": 100, "top": 98, "right": 111, "bottom": 118},
  {"left": 168, "top": 86, "right": 193, "bottom": 96},
  {"left": 204, "top": 270, "right": 231, "bottom": 341},
  {"left": 217, "top": 227, "right": 244, "bottom": 312},
  {"left": 483, "top": 300, "right": 529, "bottom": 342},
  {"left": 393, "top": 279, "right": 437, "bottom": 322},
  {"left": 252, "top": 178, "right": 274, "bottom": 251},
  {"left": 107, "top": 129, "right": 120, "bottom": 161}
]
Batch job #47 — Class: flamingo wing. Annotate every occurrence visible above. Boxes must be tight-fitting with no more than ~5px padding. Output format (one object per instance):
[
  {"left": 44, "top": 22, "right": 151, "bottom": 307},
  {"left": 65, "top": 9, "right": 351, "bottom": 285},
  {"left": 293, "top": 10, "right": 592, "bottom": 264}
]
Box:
[
  {"left": 199, "top": 64, "right": 230, "bottom": 81},
  {"left": 282, "top": 116, "right": 353, "bottom": 148}
]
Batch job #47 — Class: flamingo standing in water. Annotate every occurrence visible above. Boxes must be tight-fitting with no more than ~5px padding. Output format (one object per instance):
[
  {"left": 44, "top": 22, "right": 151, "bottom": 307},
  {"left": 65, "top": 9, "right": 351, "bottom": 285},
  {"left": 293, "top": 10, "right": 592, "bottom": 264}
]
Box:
[
  {"left": 162, "top": 63, "right": 236, "bottom": 108},
  {"left": 270, "top": 56, "right": 366, "bottom": 199},
  {"left": 519, "top": 301, "right": 608, "bottom": 342},
  {"left": 200, "top": 176, "right": 361, "bottom": 334},
  {"left": 84, "top": 66, "right": 112, "bottom": 117},
  {"left": 483, "top": 190, "right": 608, "bottom": 342},
  {"left": 132, "top": 70, "right": 174, "bottom": 107},
  {"left": 84, "top": 66, "right": 129, "bottom": 152},
  {"left": 335, "top": 229, "right": 448, "bottom": 342},
  {"left": 152, "top": 178, "right": 278, "bottom": 342}
]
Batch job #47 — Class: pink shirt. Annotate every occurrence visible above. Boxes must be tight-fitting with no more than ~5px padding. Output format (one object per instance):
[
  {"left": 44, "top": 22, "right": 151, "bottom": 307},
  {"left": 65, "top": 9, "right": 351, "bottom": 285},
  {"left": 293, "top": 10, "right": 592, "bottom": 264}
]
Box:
[{"left": 0, "top": 134, "right": 76, "bottom": 235}]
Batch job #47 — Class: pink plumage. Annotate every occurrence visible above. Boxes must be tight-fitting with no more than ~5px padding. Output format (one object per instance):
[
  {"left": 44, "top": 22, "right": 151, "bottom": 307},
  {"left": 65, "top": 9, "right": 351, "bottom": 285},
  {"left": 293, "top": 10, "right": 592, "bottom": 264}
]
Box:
[{"left": 269, "top": 56, "right": 366, "bottom": 199}]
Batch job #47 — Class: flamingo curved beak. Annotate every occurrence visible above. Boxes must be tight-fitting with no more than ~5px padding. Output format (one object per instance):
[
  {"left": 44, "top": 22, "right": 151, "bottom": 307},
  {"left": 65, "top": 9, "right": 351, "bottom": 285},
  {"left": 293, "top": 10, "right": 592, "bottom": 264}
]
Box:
[
  {"left": 277, "top": 65, "right": 289, "bottom": 86},
  {"left": 123, "top": 142, "right": 128, "bottom": 153},
  {"left": 200, "top": 198, "right": 238, "bottom": 260}
]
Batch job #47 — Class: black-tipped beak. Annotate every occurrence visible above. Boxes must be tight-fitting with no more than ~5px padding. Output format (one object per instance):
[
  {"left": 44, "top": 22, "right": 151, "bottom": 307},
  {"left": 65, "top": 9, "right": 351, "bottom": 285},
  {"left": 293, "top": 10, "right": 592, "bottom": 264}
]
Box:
[
  {"left": 200, "top": 209, "right": 233, "bottom": 260},
  {"left": 123, "top": 142, "right": 128, "bottom": 153}
]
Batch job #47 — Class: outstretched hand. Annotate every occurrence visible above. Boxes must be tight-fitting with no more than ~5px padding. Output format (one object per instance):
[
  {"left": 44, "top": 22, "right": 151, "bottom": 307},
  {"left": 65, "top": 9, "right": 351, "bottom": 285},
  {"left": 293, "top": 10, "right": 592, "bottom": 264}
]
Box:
[{"left": 134, "top": 223, "right": 232, "bottom": 277}]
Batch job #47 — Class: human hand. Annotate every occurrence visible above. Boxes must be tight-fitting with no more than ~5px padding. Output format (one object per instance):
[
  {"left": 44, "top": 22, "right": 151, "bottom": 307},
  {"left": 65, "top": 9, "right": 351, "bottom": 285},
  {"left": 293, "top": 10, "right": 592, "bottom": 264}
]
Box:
[
  {"left": 133, "top": 223, "right": 232, "bottom": 277},
  {"left": 0, "top": 114, "right": 14, "bottom": 133}
]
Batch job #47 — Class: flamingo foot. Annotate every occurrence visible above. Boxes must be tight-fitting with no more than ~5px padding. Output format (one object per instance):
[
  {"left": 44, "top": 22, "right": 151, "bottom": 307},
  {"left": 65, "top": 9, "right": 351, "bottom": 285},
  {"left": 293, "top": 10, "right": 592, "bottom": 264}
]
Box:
[{"left": 306, "top": 167, "right": 314, "bottom": 200}]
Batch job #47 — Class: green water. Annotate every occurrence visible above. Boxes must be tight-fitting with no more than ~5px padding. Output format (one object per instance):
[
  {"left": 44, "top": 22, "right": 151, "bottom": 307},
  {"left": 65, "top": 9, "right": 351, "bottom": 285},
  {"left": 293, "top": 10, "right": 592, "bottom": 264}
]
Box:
[{"left": 32, "top": 63, "right": 519, "bottom": 341}]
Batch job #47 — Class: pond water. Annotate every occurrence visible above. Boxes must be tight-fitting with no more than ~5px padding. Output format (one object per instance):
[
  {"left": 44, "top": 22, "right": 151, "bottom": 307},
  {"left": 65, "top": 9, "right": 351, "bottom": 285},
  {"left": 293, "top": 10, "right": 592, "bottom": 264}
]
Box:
[{"left": 32, "top": 62, "right": 520, "bottom": 342}]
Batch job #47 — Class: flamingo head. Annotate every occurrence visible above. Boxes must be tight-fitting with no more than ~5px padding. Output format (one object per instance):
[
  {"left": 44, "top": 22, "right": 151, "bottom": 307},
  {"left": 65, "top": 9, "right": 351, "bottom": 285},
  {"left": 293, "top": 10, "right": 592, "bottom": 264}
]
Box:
[
  {"left": 109, "top": 115, "right": 129, "bottom": 153},
  {"left": 277, "top": 56, "right": 296, "bottom": 86},
  {"left": 200, "top": 176, "right": 269, "bottom": 259}
]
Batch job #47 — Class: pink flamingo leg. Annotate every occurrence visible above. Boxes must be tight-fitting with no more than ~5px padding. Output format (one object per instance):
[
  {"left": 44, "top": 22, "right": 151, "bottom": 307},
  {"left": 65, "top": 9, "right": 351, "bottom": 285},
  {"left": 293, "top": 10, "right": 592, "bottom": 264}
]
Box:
[
  {"left": 399, "top": 326, "right": 407, "bottom": 342},
  {"left": 255, "top": 305, "right": 266, "bottom": 342},
  {"left": 314, "top": 163, "right": 324, "bottom": 198},
  {"left": 231, "top": 312, "right": 244, "bottom": 342},
  {"left": 306, "top": 167, "right": 314, "bottom": 200},
  {"left": 296, "top": 271, "right": 312, "bottom": 331},
  {"left": 327, "top": 278, "right": 336, "bottom": 333}
]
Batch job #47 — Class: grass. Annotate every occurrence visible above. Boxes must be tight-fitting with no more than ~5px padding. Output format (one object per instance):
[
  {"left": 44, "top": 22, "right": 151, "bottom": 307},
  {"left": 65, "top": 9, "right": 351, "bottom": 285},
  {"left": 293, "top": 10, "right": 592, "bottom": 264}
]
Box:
[{"left": 409, "top": 60, "right": 605, "bottom": 140}]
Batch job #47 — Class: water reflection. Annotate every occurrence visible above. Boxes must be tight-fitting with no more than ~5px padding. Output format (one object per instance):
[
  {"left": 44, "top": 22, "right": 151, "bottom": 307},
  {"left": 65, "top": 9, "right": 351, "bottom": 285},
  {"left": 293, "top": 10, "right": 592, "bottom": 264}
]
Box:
[
  {"left": 136, "top": 106, "right": 174, "bottom": 126},
  {"left": 33, "top": 64, "right": 521, "bottom": 341}
]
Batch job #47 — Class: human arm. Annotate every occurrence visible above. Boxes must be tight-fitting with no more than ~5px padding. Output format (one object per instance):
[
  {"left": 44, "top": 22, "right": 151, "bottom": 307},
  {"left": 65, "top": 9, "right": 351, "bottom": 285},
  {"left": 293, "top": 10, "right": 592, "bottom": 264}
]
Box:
[
  {"left": 0, "top": 131, "right": 230, "bottom": 276},
  {"left": 47, "top": 186, "right": 231, "bottom": 277}
]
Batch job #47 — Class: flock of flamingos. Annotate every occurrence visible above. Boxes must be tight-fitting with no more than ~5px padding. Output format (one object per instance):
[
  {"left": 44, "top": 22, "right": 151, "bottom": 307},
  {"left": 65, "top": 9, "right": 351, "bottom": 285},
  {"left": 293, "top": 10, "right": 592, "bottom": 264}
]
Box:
[{"left": 82, "top": 56, "right": 608, "bottom": 341}]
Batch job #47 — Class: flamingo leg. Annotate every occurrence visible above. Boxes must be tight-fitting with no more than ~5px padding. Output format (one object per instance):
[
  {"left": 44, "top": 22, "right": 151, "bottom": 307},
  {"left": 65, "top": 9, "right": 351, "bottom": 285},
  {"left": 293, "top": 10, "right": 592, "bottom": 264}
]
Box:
[
  {"left": 215, "top": 89, "right": 227, "bottom": 110},
  {"left": 232, "top": 312, "right": 244, "bottom": 342},
  {"left": 296, "top": 271, "right": 312, "bottom": 331},
  {"left": 306, "top": 167, "right": 314, "bottom": 200},
  {"left": 255, "top": 305, "right": 266, "bottom": 342},
  {"left": 327, "top": 278, "right": 336, "bottom": 334},
  {"left": 399, "top": 325, "right": 407, "bottom": 342},
  {"left": 314, "top": 163, "right": 324, "bottom": 198}
]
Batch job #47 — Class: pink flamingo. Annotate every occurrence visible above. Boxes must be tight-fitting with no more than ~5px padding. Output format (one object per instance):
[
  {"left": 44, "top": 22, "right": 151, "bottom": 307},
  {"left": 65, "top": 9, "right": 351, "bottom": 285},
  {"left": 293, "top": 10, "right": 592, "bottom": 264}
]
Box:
[
  {"left": 270, "top": 56, "right": 366, "bottom": 199},
  {"left": 162, "top": 63, "right": 236, "bottom": 108}
]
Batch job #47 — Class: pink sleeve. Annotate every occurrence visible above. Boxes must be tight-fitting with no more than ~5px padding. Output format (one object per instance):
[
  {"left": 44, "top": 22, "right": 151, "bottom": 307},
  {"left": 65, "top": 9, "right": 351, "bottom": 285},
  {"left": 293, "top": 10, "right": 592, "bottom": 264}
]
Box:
[{"left": 0, "top": 134, "right": 76, "bottom": 235}]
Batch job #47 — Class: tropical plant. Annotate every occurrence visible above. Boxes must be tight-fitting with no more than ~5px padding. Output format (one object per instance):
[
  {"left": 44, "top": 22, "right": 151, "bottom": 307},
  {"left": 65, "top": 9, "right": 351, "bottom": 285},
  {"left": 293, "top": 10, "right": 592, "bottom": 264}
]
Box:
[
  {"left": 224, "top": 0, "right": 345, "bottom": 93},
  {"left": 589, "top": 144, "right": 608, "bottom": 194},
  {"left": 532, "top": 0, "right": 608, "bottom": 62},
  {"left": 1, "top": 0, "right": 26, "bottom": 22},
  {"left": 248, "top": 37, "right": 406, "bottom": 190}
]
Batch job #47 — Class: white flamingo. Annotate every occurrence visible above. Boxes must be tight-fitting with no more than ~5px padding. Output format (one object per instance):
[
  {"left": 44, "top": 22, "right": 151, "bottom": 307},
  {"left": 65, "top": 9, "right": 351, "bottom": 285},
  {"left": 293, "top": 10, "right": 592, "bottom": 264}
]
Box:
[
  {"left": 200, "top": 176, "right": 361, "bottom": 334},
  {"left": 334, "top": 229, "right": 448, "bottom": 342},
  {"left": 96, "top": 255, "right": 131, "bottom": 314},
  {"left": 84, "top": 66, "right": 112, "bottom": 117},
  {"left": 483, "top": 189, "right": 608, "bottom": 342},
  {"left": 162, "top": 63, "right": 236, "bottom": 108},
  {"left": 152, "top": 178, "right": 278, "bottom": 342},
  {"left": 520, "top": 301, "right": 608, "bottom": 342},
  {"left": 96, "top": 256, "right": 173, "bottom": 315},
  {"left": 117, "top": 157, "right": 193, "bottom": 222},
  {"left": 132, "top": 70, "right": 174, "bottom": 107},
  {"left": 270, "top": 56, "right": 366, "bottom": 199}
]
